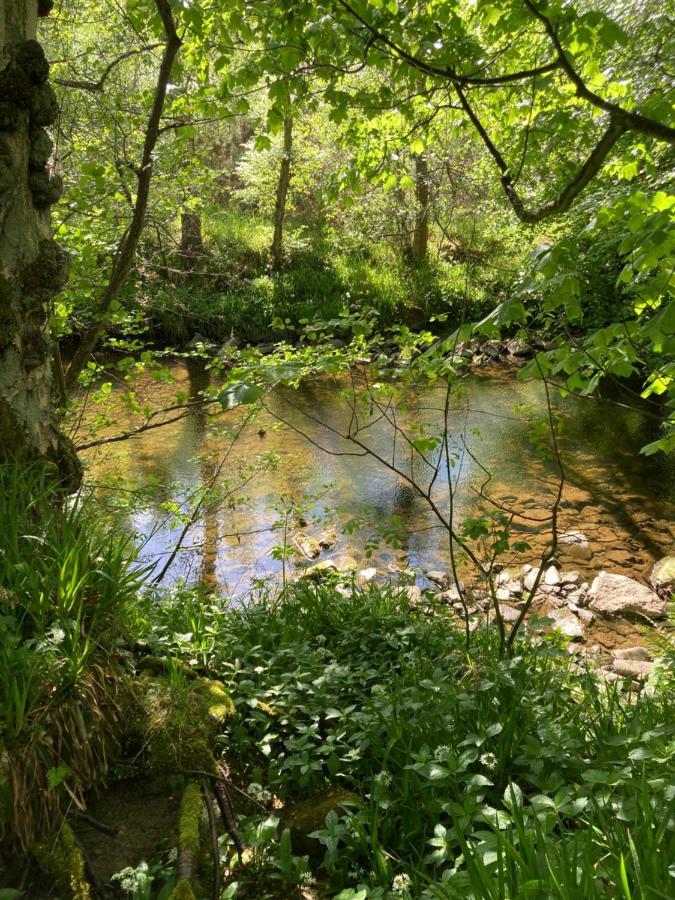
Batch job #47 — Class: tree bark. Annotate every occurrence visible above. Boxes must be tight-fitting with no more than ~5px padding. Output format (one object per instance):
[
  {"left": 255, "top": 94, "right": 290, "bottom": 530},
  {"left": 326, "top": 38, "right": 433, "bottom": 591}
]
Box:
[
  {"left": 64, "top": 0, "right": 181, "bottom": 389},
  {"left": 0, "top": 0, "right": 80, "bottom": 487},
  {"left": 179, "top": 210, "right": 204, "bottom": 282},
  {"left": 410, "top": 152, "right": 429, "bottom": 263},
  {"left": 270, "top": 115, "right": 293, "bottom": 271}
]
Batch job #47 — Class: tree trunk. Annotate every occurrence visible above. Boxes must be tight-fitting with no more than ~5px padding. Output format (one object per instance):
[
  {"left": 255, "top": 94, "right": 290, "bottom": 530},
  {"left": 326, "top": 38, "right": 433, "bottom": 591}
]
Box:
[
  {"left": 64, "top": 0, "right": 181, "bottom": 389},
  {"left": 0, "top": 0, "right": 80, "bottom": 487},
  {"left": 270, "top": 115, "right": 293, "bottom": 271},
  {"left": 411, "top": 152, "right": 430, "bottom": 263},
  {"left": 179, "top": 210, "right": 204, "bottom": 282}
]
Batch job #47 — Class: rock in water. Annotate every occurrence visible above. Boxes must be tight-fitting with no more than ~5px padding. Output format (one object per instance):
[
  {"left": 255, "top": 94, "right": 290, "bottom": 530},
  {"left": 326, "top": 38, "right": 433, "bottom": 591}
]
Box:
[
  {"left": 559, "top": 531, "right": 592, "bottom": 560},
  {"left": 651, "top": 556, "right": 675, "bottom": 598},
  {"left": 588, "top": 572, "right": 666, "bottom": 620}
]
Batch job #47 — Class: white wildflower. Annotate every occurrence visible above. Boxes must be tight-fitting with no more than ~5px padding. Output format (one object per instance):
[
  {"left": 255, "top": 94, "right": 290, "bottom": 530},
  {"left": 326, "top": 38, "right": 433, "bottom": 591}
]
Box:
[
  {"left": 479, "top": 752, "right": 497, "bottom": 770},
  {"left": 392, "top": 872, "right": 413, "bottom": 896},
  {"left": 248, "top": 782, "right": 272, "bottom": 803},
  {"left": 433, "top": 744, "right": 450, "bottom": 761},
  {"left": 375, "top": 770, "right": 392, "bottom": 786}
]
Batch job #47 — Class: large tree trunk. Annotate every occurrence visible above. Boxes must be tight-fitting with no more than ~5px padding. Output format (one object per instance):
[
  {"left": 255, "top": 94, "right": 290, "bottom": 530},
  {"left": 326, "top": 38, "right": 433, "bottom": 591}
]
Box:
[
  {"left": 0, "top": 0, "right": 80, "bottom": 487},
  {"left": 410, "top": 152, "right": 430, "bottom": 264},
  {"left": 270, "top": 115, "right": 293, "bottom": 271}
]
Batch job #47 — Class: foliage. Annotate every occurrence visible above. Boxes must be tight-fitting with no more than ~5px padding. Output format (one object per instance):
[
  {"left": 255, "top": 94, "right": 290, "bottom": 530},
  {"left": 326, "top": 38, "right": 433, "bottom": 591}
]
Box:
[
  {"left": 0, "top": 460, "right": 147, "bottom": 847},
  {"left": 147, "top": 582, "right": 675, "bottom": 898}
]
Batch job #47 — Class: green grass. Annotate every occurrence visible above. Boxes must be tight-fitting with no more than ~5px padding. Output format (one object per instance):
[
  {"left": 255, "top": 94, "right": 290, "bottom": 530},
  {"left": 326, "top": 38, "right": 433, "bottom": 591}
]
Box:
[
  {"left": 0, "top": 460, "right": 148, "bottom": 848},
  {"left": 147, "top": 582, "right": 675, "bottom": 899},
  {"left": 138, "top": 209, "right": 506, "bottom": 346}
]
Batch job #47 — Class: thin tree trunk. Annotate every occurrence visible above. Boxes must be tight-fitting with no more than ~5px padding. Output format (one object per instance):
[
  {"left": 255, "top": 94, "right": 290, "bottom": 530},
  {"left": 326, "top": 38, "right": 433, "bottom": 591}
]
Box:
[
  {"left": 64, "top": 0, "right": 181, "bottom": 389},
  {"left": 411, "top": 152, "right": 430, "bottom": 263},
  {"left": 270, "top": 115, "right": 293, "bottom": 271},
  {"left": 0, "top": 0, "right": 80, "bottom": 486}
]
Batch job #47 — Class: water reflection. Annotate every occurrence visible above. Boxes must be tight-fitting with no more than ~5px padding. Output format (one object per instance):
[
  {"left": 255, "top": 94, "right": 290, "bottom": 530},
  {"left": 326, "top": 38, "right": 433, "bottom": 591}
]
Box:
[{"left": 80, "top": 363, "right": 673, "bottom": 594}]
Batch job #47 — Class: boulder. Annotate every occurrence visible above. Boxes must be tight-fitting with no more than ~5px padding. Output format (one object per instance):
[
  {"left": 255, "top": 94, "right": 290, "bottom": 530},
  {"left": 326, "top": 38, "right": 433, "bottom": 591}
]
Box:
[
  {"left": 497, "top": 604, "right": 521, "bottom": 623},
  {"left": 588, "top": 572, "right": 667, "bottom": 620},
  {"left": 559, "top": 531, "right": 592, "bottom": 560},
  {"left": 293, "top": 535, "right": 321, "bottom": 560},
  {"left": 611, "top": 660, "right": 656, "bottom": 679},
  {"left": 335, "top": 555, "right": 359, "bottom": 573},
  {"left": 426, "top": 570, "right": 450, "bottom": 588},
  {"left": 318, "top": 528, "right": 337, "bottom": 550},
  {"left": 548, "top": 608, "right": 585, "bottom": 640},
  {"left": 611, "top": 646, "right": 652, "bottom": 662},
  {"left": 505, "top": 338, "right": 533, "bottom": 358},
  {"left": 650, "top": 556, "right": 675, "bottom": 598},
  {"left": 438, "top": 586, "right": 461, "bottom": 604}
]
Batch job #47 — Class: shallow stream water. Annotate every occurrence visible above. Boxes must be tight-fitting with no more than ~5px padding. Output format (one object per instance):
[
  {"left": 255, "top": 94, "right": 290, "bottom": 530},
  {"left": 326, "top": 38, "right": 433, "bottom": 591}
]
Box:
[{"left": 78, "top": 360, "right": 674, "bottom": 609}]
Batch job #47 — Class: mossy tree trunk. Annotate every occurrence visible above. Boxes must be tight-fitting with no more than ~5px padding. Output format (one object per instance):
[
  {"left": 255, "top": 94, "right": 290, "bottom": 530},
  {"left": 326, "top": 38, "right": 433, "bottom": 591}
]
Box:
[
  {"left": 270, "top": 115, "right": 293, "bottom": 271},
  {"left": 0, "top": 0, "right": 81, "bottom": 487}
]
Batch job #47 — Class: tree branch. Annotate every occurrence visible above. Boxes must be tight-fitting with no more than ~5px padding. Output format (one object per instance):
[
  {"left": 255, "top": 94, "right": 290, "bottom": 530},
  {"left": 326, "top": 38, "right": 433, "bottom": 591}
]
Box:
[
  {"left": 54, "top": 43, "right": 163, "bottom": 93},
  {"left": 454, "top": 82, "right": 627, "bottom": 223},
  {"left": 522, "top": 0, "right": 675, "bottom": 144},
  {"left": 64, "top": 0, "right": 181, "bottom": 389}
]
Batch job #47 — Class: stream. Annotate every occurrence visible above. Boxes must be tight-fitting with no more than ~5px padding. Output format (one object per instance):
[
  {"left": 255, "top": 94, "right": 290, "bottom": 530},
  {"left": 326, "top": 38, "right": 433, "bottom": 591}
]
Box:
[{"left": 79, "top": 359, "right": 674, "bottom": 612}]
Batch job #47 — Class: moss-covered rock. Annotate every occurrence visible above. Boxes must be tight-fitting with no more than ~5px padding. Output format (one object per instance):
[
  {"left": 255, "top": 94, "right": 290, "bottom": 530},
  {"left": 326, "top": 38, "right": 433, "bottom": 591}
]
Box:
[
  {"left": 33, "top": 822, "right": 91, "bottom": 900},
  {"left": 282, "top": 789, "right": 362, "bottom": 859},
  {"left": 122, "top": 674, "right": 234, "bottom": 775}
]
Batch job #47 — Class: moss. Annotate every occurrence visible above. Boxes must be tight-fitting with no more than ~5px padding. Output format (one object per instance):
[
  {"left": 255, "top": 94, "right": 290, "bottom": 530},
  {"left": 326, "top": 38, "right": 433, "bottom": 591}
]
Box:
[
  {"left": 122, "top": 674, "right": 234, "bottom": 775},
  {"left": 14, "top": 41, "right": 50, "bottom": 86},
  {"left": 29, "top": 83, "right": 59, "bottom": 127},
  {"left": 178, "top": 781, "right": 202, "bottom": 857},
  {"left": 199, "top": 677, "right": 235, "bottom": 723},
  {"left": 169, "top": 880, "right": 197, "bottom": 900},
  {"left": 33, "top": 822, "right": 91, "bottom": 899},
  {"left": 29, "top": 169, "right": 63, "bottom": 208}
]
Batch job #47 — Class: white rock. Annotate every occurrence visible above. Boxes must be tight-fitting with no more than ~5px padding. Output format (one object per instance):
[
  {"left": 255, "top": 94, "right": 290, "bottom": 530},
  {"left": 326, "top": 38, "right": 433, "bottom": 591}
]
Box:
[
  {"left": 544, "top": 566, "right": 561, "bottom": 586},
  {"left": 576, "top": 608, "right": 595, "bottom": 624},
  {"left": 560, "top": 571, "right": 582, "bottom": 586},
  {"left": 357, "top": 567, "right": 377, "bottom": 585},
  {"left": 588, "top": 572, "right": 667, "bottom": 620},
  {"left": 548, "top": 608, "right": 585, "bottom": 639}
]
